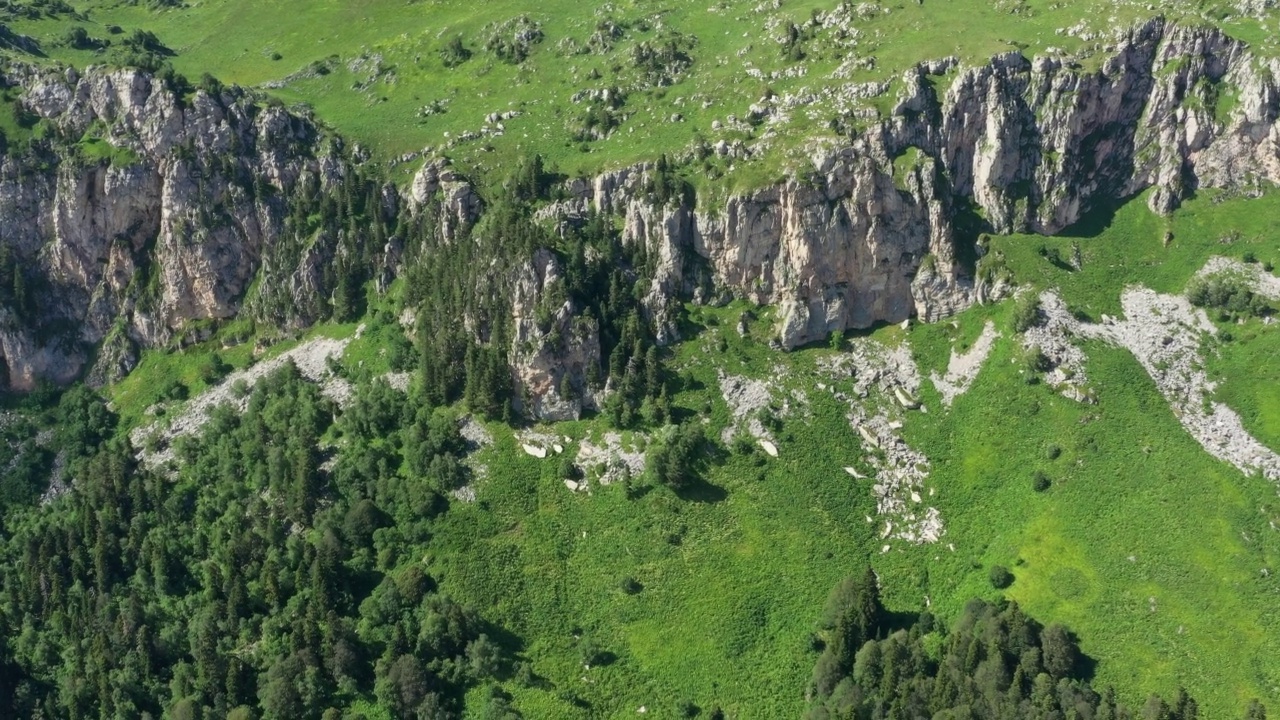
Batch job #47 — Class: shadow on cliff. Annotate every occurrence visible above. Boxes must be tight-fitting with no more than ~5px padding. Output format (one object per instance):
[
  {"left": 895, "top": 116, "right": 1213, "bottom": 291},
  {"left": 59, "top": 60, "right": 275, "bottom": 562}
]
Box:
[{"left": 1055, "top": 194, "right": 1142, "bottom": 239}]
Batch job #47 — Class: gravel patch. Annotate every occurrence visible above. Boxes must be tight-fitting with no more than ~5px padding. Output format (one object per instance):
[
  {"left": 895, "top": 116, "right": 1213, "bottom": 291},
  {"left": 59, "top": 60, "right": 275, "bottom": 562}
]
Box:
[
  {"left": 718, "top": 371, "right": 776, "bottom": 444},
  {"left": 820, "top": 338, "right": 943, "bottom": 545},
  {"left": 575, "top": 431, "right": 646, "bottom": 485},
  {"left": 930, "top": 321, "right": 999, "bottom": 406},
  {"left": 131, "top": 336, "right": 352, "bottom": 467},
  {"left": 459, "top": 416, "right": 493, "bottom": 450},
  {"left": 1035, "top": 282, "right": 1280, "bottom": 482},
  {"left": 1196, "top": 256, "right": 1280, "bottom": 300},
  {"left": 40, "top": 449, "right": 68, "bottom": 504},
  {"left": 1082, "top": 287, "right": 1280, "bottom": 481},
  {"left": 384, "top": 372, "right": 413, "bottom": 392},
  {"left": 450, "top": 485, "right": 478, "bottom": 503},
  {"left": 717, "top": 367, "right": 809, "bottom": 446},
  {"left": 1024, "top": 291, "right": 1094, "bottom": 403},
  {"left": 517, "top": 429, "right": 566, "bottom": 455}
]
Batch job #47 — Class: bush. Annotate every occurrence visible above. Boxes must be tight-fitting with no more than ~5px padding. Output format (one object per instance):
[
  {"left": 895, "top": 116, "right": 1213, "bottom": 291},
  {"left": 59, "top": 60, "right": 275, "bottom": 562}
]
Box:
[
  {"left": 1045, "top": 444, "right": 1062, "bottom": 461},
  {"left": 558, "top": 455, "right": 580, "bottom": 481},
  {"left": 989, "top": 565, "right": 1014, "bottom": 589},
  {"left": 161, "top": 378, "right": 188, "bottom": 401},
  {"left": 1032, "top": 471, "right": 1051, "bottom": 492},
  {"left": 647, "top": 422, "right": 706, "bottom": 491},
  {"left": 439, "top": 35, "right": 471, "bottom": 67},
  {"left": 198, "top": 353, "right": 230, "bottom": 384},
  {"left": 578, "top": 638, "right": 609, "bottom": 667},
  {"left": 1039, "top": 245, "right": 1063, "bottom": 266},
  {"left": 1012, "top": 293, "right": 1043, "bottom": 333},
  {"left": 1186, "top": 274, "right": 1271, "bottom": 318},
  {"left": 63, "top": 27, "right": 96, "bottom": 49},
  {"left": 485, "top": 15, "right": 544, "bottom": 63},
  {"left": 198, "top": 72, "right": 223, "bottom": 96},
  {"left": 1022, "top": 345, "right": 1051, "bottom": 380}
]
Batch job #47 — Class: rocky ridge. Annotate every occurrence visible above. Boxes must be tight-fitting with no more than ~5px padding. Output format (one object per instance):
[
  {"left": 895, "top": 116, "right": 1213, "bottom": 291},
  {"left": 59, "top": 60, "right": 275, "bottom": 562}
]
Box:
[
  {"left": 0, "top": 63, "right": 359, "bottom": 390},
  {"left": 532, "top": 17, "right": 1280, "bottom": 362},
  {"left": 2, "top": 17, "right": 1280, "bottom": 424}
]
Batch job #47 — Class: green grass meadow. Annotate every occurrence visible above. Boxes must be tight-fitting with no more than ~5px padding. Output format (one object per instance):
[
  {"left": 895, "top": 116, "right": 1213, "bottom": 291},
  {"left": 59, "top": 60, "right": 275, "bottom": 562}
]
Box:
[
  {"left": 9, "top": 0, "right": 1273, "bottom": 189},
  {"left": 96, "top": 187, "right": 1280, "bottom": 717},
  {"left": 406, "top": 191, "right": 1280, "bottom": 717}
]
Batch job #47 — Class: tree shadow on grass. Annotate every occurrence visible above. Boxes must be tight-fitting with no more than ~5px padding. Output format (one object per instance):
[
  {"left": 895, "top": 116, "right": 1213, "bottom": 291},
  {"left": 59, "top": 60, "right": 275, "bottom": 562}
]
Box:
[
  {"left": 671, "top": 439, "right": 730, "bottom": 502},
  {"left": 673, "top": 476, "right": 728, "bottom": 503}
]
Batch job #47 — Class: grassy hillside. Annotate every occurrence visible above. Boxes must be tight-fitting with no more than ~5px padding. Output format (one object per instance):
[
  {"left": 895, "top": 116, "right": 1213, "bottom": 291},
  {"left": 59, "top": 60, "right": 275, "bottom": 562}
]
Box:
[
  {"left": 80, "top": 187, "right": 1280, "bottom": 717},
  {"left": 2, "top": 0, "right": 1279, "bottom": 716},
  {"left": 327, "top": 190, "right": 1280, "bottom": 718},
  {"left": 3, "top": 0, "right": 1276, "bottom": 187}
]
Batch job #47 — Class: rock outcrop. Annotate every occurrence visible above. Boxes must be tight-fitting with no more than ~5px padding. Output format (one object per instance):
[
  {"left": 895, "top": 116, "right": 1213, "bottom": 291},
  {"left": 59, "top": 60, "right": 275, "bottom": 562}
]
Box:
[
  {"left": 539, "top": 17, "right": 1280, "bottom": 350},
  {"left": 508, "top": 249, "right": 601, "bottom": 421},
  {"left": 0, "top": 64, "right": 363, "bottom": 388},
  {"left": 3, "top": 17, "right": 1280, "bottom": 420}
]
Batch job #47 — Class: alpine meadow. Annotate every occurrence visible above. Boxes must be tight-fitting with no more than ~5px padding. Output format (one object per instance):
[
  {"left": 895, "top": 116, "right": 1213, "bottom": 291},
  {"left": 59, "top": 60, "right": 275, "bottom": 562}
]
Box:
[{"left": 0, "top": 0, "right": 1279, "bottom": 719}]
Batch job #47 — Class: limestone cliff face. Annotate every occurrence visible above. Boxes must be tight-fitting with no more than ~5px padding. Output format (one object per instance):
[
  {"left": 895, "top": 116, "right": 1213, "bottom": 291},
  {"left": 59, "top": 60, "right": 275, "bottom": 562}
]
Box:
[
  {"left": 540, "top": 18, "right": 1280, "bottom": 349},
  {"left": 508, "top": 249, "right": 600, "bottom": 421},
  {"left": 2, "top": 18, "right": 1278, "bottom": 420},
  {"left": 0, "top": 64, "right": 358, "bottom": 389}
]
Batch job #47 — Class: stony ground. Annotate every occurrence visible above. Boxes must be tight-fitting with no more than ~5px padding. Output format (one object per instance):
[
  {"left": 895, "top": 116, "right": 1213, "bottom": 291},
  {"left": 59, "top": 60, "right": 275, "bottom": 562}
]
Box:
[
  {"left": 930, "top": 321, "right": 1000, "bottom": 406},
  {"left": 820, "top": 339, "right": 943, "bottom": 546},
  {"left": 130, "top": 336, "right": 353, "bottom": 468},
  {"left": 1031, "top": 274, "right": 1280, "bottom": 482}
]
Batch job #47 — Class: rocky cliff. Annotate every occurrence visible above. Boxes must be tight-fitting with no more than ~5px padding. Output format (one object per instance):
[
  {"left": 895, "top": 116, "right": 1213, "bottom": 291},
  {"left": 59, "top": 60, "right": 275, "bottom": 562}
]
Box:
[
  {"left": 2, "top": 17, "right": 1279, "bottom": 418},
  {"left": 0, "top": 63, "right": 365, "bottom": 389},
  {"left": 536, "top": 17, "right": 1280, "bottom": 351}
]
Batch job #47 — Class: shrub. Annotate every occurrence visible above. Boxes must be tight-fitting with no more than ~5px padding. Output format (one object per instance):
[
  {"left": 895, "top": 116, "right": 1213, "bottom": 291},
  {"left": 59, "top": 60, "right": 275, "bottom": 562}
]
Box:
[
  {"left": 438, "top": 35, "right": 471, "bottom": 67},
  {"left": 1012, "top": 293, "right": 1043, "bottom": 333},
  {"left": 1186, "top": 274, "right": 1271, "bottom": 318},
  {"left": 578, "top": 638, "right": 608, "bottom": 666},
  {"left": 161, "top": 378, "right": 188, "bottom": 402},
  {"left": 829, "top": 329, "right": 845, "bottom": 351},
  {"left": 63, "top": 27, "right": 96, "bottom": 49},
  {"left": 989, "top": 565, "right": 1014, "bottom": 589},
  {"left": 1022, "top": 345, "right": 1051, "bottom": 380},
  {"left": 558, "top": 455, "right": 580, "bottom": 481},
  {"left": 485, "top": 15, "right": 544, "bottom": 63},
  {"left": 1032, "top": 471, "right": 1051, "bottom": 492},
  {"left": 198, "top": 353, "right": 230, "bottom": 384}
]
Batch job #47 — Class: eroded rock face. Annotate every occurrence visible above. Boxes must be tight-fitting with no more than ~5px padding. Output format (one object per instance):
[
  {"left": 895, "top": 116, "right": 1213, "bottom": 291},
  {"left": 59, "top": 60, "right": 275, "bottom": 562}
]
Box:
[
  {"left": 405, "top": 157, "right": 482, "bottom": 244},
  {"left": 540, "top": 18, "right": 1280, "bottom": 350},
  {"left": 0, "top": 64, "right": 358, "bottom": 389},
  {"left": 508, "top": 249, "right": 601, "bottom": 421},
  {"left": 3, "top": 18, "right": 1279, "bottom": 418}
]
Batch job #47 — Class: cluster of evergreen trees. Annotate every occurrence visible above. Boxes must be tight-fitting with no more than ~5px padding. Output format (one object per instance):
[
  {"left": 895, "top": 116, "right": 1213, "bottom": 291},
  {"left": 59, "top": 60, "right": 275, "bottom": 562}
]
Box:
[
  {"left": 807, "top": 570, "right": 1265, "bottom": 720},
  {"left": 404, "top": 154, "right": 668, "bottom": 426},
  {"left": 0, "top": 365, "right": 504, "bottom": 719},
  {"left": 254, "top": 161, "right": 390, "bottom": 329}
]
